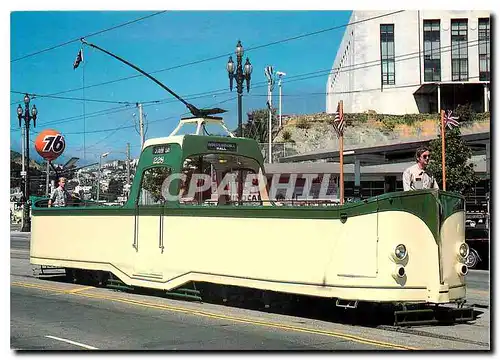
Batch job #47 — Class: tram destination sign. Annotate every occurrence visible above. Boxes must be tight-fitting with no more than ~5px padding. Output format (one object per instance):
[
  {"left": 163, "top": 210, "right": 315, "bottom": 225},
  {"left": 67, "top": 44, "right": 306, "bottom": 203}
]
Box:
[
  {"left": 152, "top": 145, "right": 171, "bottom": 155},
  {"left": 207, "top": 141, "right": 237, "bottom": 152}
]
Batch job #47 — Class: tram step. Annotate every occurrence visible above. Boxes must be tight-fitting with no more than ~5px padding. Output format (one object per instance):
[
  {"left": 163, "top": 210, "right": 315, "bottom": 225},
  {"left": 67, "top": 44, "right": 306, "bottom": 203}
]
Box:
[
  {"left": 394, "top": 306, "right": 475, "bottom": 326},
  {"left": 165, "top": 287, "right": 202, "bottom": 302},
  {"left": 33, "top": 265, "right": 66, "bottom": 277},
  {"left": 106, "top": 278, "right": 134, "bottom": 292},
  {"left": 335, "top": 299, "right": 359, "bottom": 309}
]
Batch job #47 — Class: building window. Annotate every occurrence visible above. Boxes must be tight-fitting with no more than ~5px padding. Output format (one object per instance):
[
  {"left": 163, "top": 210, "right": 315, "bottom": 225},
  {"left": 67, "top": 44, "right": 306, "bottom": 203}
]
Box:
[
  {"left": 451, "top": 19, "right": 468, "bottom": 81},
  {"left": 478, "top": 18, "right": 490, "bottom": 81},
  {"left": 423, "top": 20, "right": 441, "bottom": 81},
  {"left": 380, "top": 24, "right": 395, "bottom": 85}
]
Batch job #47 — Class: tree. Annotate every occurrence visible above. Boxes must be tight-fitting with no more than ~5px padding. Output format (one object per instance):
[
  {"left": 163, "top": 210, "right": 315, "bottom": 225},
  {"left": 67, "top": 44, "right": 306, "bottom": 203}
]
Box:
[
  {"left": 234, "top": 109, "right": 281, "bottom": 142},
  {"left": 141, "top": 167, "right": 171, "bottom": 203},
  {"left": 107, "top": 178, "right": 124, "bottom": 202},
  {"left": 427, "top": 127, "right": 480, "bottom": 194}
]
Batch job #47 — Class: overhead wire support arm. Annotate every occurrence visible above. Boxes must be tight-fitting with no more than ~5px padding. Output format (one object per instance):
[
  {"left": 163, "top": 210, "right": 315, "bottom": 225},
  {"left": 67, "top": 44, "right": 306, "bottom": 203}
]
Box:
[{"left": 80, "top": 38, "right": 225, "bottom": 118}]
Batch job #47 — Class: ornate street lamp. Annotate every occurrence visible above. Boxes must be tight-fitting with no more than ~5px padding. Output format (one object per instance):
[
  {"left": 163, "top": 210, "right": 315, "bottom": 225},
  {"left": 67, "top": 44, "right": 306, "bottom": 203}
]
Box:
[
  {"left": 17, "top": 94, "right": 37, "bottom": 232},
  {"left": 227, "top": 40, "right": 252, "bottom": 137}
]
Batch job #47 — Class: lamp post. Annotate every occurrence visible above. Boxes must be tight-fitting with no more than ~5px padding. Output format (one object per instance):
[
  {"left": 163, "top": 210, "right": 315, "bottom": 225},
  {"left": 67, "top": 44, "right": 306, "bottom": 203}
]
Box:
[
  {"left": 97, "top": 152, "right": 110, "bottom": 202},
  {"left": 276, "top": 71, "right": 286, "bottom": 128},
  {"left": 227, "top": 41, "right": 252, "bottom": 205},
  {"left": 17, "top": 94, "right": 37, "bottom": 232},
  {"left": 226, "top": 40, "right": 253, "bottom": 137}
]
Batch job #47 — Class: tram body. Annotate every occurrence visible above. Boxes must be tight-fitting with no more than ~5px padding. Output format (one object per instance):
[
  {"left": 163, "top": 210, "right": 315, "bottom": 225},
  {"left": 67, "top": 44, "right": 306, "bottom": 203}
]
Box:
[{"left": 30, "top": 117, "right": 470, "bottom": 306}]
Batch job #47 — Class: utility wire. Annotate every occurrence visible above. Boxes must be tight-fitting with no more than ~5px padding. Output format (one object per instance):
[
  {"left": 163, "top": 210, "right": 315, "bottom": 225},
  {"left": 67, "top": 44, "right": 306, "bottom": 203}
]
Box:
[
  {"left": 10, "top": 91, "right": 135, "bottom": 105},
  {"left": 11, "top": 36, "right": 479, "bottom": 109},
  {"left": 10, "top": 39, "right": 484, "bottom": 136},
  {"left": 11, "top": 11, "right": 167, "bottom": 63},
  {"left": 17, "top": 11, "right": 404, "bottom": 98}
]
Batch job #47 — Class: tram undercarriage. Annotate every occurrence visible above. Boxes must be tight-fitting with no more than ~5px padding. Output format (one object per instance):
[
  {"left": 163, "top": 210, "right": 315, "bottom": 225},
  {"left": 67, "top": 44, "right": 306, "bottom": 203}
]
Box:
[{"left": 34, "top": 265, "right": 475, "bottom": 327}]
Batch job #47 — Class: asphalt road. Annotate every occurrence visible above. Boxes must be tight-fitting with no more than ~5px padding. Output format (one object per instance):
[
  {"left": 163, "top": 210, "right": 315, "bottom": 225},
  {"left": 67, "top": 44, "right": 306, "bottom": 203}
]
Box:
[{"left": 10, "top": 232, "right": 490, "bottom": 351}]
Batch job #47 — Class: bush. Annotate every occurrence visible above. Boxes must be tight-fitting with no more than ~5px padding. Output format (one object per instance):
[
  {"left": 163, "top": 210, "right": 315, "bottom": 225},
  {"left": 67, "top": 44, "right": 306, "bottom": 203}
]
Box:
[
  {"left": 454, "top": 103, "right": 475, "bottom": 123},
  {"left": 344, "top": 113, "right": 367, "bottom": 124},
  {"left": 474, "top": 111, "right": 490, "bottom": 122},
  {"left": 281, "top": 130, "right": 293, "bottom": 142},
  {"left": 296, "top": 118, "right": 310, "bottom": 130}
]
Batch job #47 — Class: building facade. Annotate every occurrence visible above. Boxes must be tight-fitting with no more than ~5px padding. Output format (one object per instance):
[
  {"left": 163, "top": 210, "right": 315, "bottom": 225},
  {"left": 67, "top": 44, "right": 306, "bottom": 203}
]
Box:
[{"left": 326, "top": 10, "right": 491, "bottom": 115}]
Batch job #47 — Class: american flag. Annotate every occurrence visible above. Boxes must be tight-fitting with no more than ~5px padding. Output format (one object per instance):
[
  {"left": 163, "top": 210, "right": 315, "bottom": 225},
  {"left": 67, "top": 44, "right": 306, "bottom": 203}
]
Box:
[
  {"left": 444, "top": 110, "right": 459, "bottom": 129},
  {"left": 73, "top": 48, "right": 83, "bottom": 70},
  {"left": 332, "top": 101, "right": 345, "bottom": 137}
]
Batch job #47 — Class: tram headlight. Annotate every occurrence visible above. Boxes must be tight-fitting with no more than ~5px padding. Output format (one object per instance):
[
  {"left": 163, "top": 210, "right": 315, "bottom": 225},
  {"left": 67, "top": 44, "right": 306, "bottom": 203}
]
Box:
[
  {"left": 458, "top": 243, "right": 469, "bottom": 258},
  {"left": 393, "top": 244, "right": 407, "bottom": 261}
]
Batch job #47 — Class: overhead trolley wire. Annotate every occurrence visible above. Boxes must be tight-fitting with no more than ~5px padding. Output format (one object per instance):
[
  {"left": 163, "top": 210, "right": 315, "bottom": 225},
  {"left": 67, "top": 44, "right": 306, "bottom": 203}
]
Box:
[
  {"left": 11, "top": 11, "right": 168, "bottom": 63},
  {"left": 10, "top": 36, "right": 478, "bottom": 109},
  {"left": 18, "top": 10, "right": 404, "bottom": 99},
  {"left": 10, "top": 38, "right": 481, "bottom": 135}
]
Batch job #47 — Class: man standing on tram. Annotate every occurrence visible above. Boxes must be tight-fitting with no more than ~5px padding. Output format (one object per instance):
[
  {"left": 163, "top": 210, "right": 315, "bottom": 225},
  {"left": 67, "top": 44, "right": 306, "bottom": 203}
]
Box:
[
  {"left": 48, "top": 177, "right": 71, "bottom": 207},
  {"left": 403, "top": 147, "right": 439, "bottom": 191}
]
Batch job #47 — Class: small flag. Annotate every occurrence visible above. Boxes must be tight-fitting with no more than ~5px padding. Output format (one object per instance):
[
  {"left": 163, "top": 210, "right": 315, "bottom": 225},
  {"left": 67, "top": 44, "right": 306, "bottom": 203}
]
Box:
[
  {"left": 73, "top": 48, "right": 83, "bottom": 70},
  {"left": 264, "top": 65, "right": 274, "bottom": 81},
  {"left": 332, "top": 101, "right": 345, "bottom": 137},
  {"left": 444, "top": 110, "right": 459, "bottom": 129}
]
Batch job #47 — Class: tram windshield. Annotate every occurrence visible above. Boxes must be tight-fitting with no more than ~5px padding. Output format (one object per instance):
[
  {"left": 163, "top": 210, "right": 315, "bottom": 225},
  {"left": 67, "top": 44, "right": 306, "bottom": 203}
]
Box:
[
  {"left": 136, "top": 153, "right": 269, "bottom": 206},
  {"left": 179, "top": 153, "right": 267, "bottom": 206}
]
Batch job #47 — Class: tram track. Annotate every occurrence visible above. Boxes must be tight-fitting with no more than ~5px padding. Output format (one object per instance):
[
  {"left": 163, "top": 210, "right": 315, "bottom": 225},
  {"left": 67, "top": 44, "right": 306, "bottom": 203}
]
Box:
[{"left": 376, "top": 325, "right": 490, "bottom": 348}]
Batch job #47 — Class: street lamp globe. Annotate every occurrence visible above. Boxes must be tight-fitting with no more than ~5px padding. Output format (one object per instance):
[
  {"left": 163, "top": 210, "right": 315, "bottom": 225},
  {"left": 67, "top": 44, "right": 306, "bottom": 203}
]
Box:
[
  {"left": 244, "top": 58, "right": 253, "bottom": 92},
  {"left": 244, "top": 58, "right": 253, "bottom": 77},
  {"left": 17, "top": 104, "right": 23, "bottom": 117},
  {"left": 31, "top": 104, "right": 37, "bottom": 118},
  {"left": 235, "top": 40, "right": 243, "bottom": 58},
  {"left": 24, "top": 94, "right": 30, "bottom": 105},
  {"left": 226, "top": 56, "right": 235, "bottom": 74}
]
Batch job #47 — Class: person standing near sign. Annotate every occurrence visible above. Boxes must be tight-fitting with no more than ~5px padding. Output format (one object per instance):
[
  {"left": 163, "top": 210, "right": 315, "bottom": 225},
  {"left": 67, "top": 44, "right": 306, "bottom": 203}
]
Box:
[
  {"left": 48, "top": 177, "right": 71, "bottom": 207},
  {"left": 403, "top": 147, "right": 439, "bottom": 191}
]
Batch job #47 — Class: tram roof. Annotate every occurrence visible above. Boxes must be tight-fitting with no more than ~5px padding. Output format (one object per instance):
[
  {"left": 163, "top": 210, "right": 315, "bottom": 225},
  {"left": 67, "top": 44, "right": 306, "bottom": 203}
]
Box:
[{"left": 278, "top": 131, "right": 489, "bottom": 166}]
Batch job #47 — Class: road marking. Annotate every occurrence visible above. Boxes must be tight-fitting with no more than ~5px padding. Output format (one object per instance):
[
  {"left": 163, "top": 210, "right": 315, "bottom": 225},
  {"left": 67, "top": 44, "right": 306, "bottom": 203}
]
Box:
[
  {"left": 468, "top": 289, "right": 490, "bottom": 296},
  {"left": 11, "top": 281, "right": 91, "bottom": 295},
  {"left": 64, "top": 286, "right": 95, "bottom": 294},
  {"left": 45, "top": 335, "right": 98, "bottom": 350},
  {"left": 12, "top": 281, "right": 417, "bottom": 350}
]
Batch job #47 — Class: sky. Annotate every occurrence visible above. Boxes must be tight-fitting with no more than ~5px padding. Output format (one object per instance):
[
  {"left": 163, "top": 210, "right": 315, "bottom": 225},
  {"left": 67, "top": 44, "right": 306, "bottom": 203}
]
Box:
[{"left": 10, "top": 10, "right": 353, "bottom": 165}]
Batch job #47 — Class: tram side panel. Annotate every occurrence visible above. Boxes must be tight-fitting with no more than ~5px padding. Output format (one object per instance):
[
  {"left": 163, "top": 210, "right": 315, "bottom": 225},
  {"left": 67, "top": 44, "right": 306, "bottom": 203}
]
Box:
[
  {"left": 153, "top": 206, "right": 441, "bottom": 303},
  {"left": 30, "top": 212, "right": 137, "bottom": 279}
]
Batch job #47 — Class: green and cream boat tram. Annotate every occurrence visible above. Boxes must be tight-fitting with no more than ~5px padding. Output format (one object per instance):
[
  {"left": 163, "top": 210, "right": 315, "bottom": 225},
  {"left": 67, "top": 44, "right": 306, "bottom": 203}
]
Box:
[{"left": 30, "top": 115, "right": 473, "bottom": 326}]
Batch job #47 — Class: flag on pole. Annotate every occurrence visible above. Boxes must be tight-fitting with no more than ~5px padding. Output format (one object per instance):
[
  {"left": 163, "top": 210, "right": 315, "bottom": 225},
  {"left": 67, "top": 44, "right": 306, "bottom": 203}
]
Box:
[
  {"left": 332, "top": 101, "right": 345, "bottom": 137},
  {"left": 444, "top": 110, "right": 459, "bottom": 129},
  {"left": 73, "top": 48, "right": 83, "bottom": 69}
]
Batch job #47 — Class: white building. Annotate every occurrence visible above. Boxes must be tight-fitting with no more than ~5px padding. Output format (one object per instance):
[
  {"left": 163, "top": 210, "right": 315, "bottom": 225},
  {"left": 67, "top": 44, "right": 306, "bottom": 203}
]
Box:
[{"left": 326, "top": 10, "right": 491, "bottom": 115}]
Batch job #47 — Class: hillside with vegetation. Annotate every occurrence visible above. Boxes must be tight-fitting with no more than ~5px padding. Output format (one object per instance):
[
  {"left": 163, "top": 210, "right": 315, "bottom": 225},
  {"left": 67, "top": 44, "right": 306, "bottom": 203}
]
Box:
[
  {"left": 10, "top": 150, "right": 45, "bottom": 191},
  {"left": 269, "top": 105, "right": 490, "bottom": 158}
]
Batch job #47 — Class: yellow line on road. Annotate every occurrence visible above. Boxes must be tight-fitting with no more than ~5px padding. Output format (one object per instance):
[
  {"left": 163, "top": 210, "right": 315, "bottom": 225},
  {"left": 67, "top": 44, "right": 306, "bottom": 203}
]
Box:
[
  {"left": 64, "top": 286, "right": 95, "bottom": 294},
  {"left": 11, "top": 281, "right": 91, "bottom": 295},
  {"left": 468, "top": 289, "right": 490, "bottom": 296},
  {"left": 11, "top": 281, "right": 417, "bottom": 350}
]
